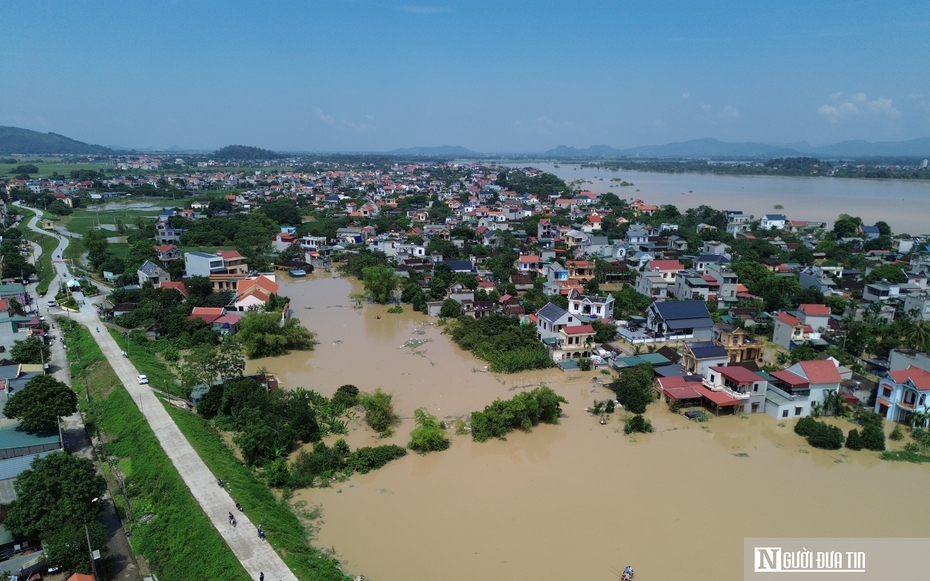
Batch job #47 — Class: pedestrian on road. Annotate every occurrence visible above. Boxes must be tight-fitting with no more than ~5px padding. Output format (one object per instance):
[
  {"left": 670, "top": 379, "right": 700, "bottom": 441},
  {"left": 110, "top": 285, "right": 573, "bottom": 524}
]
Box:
[{"left": 259, "top": 573, "right": 264, "bottom": 581}]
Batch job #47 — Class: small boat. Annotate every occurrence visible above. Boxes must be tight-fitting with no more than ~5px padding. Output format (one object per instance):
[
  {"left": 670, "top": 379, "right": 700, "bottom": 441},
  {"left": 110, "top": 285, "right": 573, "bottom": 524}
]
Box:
[{"left": 289, "top": 269, "right": 306, "bottom": 278}]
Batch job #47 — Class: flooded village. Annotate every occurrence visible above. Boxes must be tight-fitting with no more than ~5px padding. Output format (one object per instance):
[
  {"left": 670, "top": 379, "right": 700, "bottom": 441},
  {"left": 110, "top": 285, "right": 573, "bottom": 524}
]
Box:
[{"left": 5, "top": 156, "right": 930, "bottom": 581}]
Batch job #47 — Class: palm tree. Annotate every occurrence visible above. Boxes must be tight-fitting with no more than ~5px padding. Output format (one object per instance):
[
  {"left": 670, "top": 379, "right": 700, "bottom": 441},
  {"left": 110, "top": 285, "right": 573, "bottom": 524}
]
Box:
[
  {"left": 909, "top": 409, "right": 930, "bottom": 429},
  {"left": 904, "top": 320, "right": 930, "bottom": 352}
]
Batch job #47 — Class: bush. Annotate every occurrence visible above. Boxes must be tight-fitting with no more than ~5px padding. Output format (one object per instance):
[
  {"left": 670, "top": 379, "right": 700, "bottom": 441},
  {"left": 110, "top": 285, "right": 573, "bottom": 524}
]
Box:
[
  {"left": 408, "top": 408, "right": 451, "bottom": 453},
  {"left": 470, "top": 386, "right": 568, "bottom": 442},
  {"left": 796, "top": 417, "right": 844, "bottom": 449},
  {"left": 578, "top": 358, "right": 592, "bottom": 371},
  {"left": 889, "top": 424, "right": 904, "bottom": 441},
  {"left": 845, "top": 429, "right": 863, "bottom": 450},
  {"left": 624, "top": 414, "right": 653, "bottom": 434},
  {"left": 861, "top": 424, "right": 886, "bottom": 451},
  {"left": 807, "top": 423, "right": 845, "bottom": 450},
  {"left": 331, "top": 384, "right": 359, "bottom": 410},
  {"left": 359, "top": 388, "right": 398, "bottom": 433},
  {"left": 794, "top": 416, "right": 819, "bottom": 437},
  {"left": 346, "top": 445, "right": 407, "bottom": 474}
]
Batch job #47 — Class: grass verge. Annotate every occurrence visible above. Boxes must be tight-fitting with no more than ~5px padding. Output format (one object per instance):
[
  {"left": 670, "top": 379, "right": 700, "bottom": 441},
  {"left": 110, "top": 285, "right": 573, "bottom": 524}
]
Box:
[
  {"left": 107, "top": 328, "right": 183, "bottom": 397},
  {"left": 167, "top": 407, "right": 351, "bottom": 580},
  {"left": 64, "top": 320, "right": 251, "bottom": 581}
]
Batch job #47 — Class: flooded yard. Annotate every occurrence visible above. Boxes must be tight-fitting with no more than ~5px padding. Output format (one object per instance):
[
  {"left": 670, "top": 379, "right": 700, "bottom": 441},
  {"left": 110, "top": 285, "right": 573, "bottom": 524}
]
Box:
[{"left": 247, "top": 274, "right": 930, "bottom": 581}]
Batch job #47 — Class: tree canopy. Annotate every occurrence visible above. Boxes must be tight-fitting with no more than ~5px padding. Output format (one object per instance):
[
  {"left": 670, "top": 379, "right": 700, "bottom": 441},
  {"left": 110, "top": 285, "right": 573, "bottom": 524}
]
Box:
[
  {"left": 3, "top": 375, "right": 77, "bottom": 431},
  {"left": 237, "top": 311, "right": 317, "bottom": 358}
]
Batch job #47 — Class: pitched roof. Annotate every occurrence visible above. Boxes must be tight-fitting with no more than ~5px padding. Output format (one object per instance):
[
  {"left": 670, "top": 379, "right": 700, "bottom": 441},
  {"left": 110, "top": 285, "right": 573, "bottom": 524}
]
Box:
[
  {"left": 216, "top": 249, "right": 244, "bottom": 259},
  {"left": 647, "top": 259, "right": 684, "bottom": 272},
  {"left": 652, "top": 300, "right": 711, "bottom": 321},
  {"left": 799, "top": 304, "right": 830, "bottom": 316},
  {"left": 563, "top": 324, "right": 595, "bottom": 335},
  {"left": 797, "top": 360, "right": 842, "bottom": 384},
  {"left": 888, "top": 366, "right": 930, "bottom": 390},
  {"left": 711, "top": 365, "right": 763, "bottom": 383},
  {"left": 686, "top": 341, "right": 727, "bottom": 359},
  {"left": 537, "top": 302, "right": 569, "bottom": 323},
  {"left": 775, "top": 312, "right": 801, "bottom": 326},
  {"left": 160, "top": 281, "right": 189, "bottom": 297}
]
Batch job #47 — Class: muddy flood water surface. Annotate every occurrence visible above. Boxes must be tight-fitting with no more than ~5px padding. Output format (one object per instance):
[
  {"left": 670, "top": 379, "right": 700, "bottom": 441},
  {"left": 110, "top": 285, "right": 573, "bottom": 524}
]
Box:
[{"left": 248, "top": 274, "right": 930, "bottom": 581}]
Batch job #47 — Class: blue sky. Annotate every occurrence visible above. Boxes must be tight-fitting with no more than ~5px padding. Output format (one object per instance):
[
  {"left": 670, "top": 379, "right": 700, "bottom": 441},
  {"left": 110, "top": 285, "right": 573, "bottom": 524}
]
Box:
[{"left": 1, "top": 1, "right": 928, "bottom": 152}]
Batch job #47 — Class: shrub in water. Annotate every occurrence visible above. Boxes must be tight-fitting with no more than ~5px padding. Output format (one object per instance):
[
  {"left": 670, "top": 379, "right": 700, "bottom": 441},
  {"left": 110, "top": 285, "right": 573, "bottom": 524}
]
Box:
[
  {"left": 624, "top": 414, "right": 653, "bottom": 435},
  {"left": 889, "top": 425, "right": 904, "bottom": 441},
  {"left": 861, "top": 424, "right": 886, "bottom": 451},
  {"left": 845, "top": 428, "right": 863, "bottom": 450}
]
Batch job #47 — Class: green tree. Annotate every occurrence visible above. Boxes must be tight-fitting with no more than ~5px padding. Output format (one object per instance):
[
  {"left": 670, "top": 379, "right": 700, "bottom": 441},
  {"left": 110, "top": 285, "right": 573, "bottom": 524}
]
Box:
[
  {"left": 83, "top": 228, "right": 110, "bottom": 269},
  {"left": 5, "top": 452, "right": 107, "bottom": 556},
  {"left": 865, "top": 264, "right": 905, "bottom": 284},
  {"left": 359, "top": 388, "right": 398, "bottom": 433},
  {"left": 361, "top": 265, "right": 400, "bottom": 303},
  {"left": 609, "top": 363, "right": 654, "bottom": 414},
  {"left": 3, "top": 375, "right": 77, "bottom": 430},
  {"left": 10, "top": 336, "right": 51, "bottom": 364},
  {"left": 439, "top": 298, "right": 462, "bottom": 318},
  {"left": 237, "top": 312, "right": 317, "bottom": 358},
  {"left": 259, "top": 199, "right": 302, "bottom": 226}
]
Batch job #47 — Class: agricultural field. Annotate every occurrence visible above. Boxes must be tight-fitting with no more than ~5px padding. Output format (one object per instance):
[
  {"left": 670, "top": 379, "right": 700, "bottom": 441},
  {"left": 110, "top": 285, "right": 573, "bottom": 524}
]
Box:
[{"left": 0, "top": 157, "right": 112, "bottom": 177}]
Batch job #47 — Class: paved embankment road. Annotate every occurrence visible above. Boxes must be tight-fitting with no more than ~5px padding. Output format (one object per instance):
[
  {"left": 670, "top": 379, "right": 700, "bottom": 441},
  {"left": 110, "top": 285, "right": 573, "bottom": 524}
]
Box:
[{"left": 23, "top": 207, "right": 298, "bottom": 581}]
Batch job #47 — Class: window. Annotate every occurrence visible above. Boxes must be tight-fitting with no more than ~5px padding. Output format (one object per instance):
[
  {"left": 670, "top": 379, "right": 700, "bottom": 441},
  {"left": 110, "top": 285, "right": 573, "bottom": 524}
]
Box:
[
  {"left": 782, "top": 410, "right": 789, "bottom": 418},
  {"left": 795, "top": 407, "right": 803, "bottom": 416},
  {"left": 753, "top": 384, "right": 759, "bottom": 392}
]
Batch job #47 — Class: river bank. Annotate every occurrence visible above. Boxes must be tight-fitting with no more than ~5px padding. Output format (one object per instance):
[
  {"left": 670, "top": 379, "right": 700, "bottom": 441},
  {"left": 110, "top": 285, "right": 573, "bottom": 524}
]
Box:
[
  {"left": 246, "top": 274, "right": 930, "bottom": 581},
  {"left": 494, "top": 162, "right": 930, "bottom": 235}
]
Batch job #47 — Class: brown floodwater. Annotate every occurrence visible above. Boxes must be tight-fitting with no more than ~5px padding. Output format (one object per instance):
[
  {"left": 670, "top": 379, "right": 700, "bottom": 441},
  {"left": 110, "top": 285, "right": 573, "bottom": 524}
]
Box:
[{"left": 248, "top": 274, "right": 930, "bottom": 581}]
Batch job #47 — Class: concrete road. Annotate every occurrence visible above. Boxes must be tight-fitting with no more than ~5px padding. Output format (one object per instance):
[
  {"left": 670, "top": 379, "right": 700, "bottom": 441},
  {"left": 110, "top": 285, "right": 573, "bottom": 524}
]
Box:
[{"left": 24, "top": 208, "right": 296, "bottom": 581}]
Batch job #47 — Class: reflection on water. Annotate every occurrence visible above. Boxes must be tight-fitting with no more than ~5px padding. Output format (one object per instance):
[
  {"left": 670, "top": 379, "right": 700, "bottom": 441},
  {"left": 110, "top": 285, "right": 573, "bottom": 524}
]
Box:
[{"left": 251, "top": 276, "right": 930, "bottom": 581}]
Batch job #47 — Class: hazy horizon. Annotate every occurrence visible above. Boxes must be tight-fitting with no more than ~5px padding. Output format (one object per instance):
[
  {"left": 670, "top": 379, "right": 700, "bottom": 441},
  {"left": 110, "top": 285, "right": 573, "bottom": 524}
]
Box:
[{"left": 2, "top": 1, "right": 927, "bottom": 152}]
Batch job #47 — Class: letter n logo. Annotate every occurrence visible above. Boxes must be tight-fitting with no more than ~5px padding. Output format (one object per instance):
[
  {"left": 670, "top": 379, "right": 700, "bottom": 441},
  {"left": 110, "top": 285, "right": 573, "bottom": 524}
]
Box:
[{"left": 755, "top": 547, "right": 782, "bottom": 572}]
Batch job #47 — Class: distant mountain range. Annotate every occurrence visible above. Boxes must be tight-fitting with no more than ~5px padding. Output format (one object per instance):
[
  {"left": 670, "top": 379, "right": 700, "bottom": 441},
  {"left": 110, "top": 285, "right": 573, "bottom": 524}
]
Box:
[
  {"left": 0, "top": 126, "right": 112, "bottom": 155},
  {"left": 542, "top": 137, "right": 930, "bottom": 159}
]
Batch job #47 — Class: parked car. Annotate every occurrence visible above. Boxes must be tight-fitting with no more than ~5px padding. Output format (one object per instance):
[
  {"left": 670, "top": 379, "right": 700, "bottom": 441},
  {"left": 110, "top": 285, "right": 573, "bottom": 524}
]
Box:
[
  {"left": 137, "top": 375, "right": 148, "bottom": 384},
  {"left": 47, "top": 300, "right": 56, "bottom": 308}
]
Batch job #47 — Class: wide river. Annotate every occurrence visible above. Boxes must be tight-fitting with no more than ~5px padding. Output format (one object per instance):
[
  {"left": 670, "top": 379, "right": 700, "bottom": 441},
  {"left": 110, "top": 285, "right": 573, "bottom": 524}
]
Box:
[
  {"left": 502, "top": 162, "right": 930, "bottom": 236},
  {"left": 247, "top": 273, "right": 930, "bottom": 581}
]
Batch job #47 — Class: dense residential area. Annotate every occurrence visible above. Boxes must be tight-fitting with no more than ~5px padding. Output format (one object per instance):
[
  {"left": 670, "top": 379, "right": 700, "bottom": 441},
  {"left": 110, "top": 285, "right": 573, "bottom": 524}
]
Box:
[{"left": 1, "top": 154, "right": 930, "bottom": 580}]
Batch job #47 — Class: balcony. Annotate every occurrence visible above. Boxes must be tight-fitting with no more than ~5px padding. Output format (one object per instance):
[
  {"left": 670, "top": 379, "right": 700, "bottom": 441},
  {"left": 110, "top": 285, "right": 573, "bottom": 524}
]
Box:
[
  {"left": 702, "top": 378, "right": 751, "bottom": 399},
  {"left": 897, "top": 400, "right": 916, "bottom": 411}
]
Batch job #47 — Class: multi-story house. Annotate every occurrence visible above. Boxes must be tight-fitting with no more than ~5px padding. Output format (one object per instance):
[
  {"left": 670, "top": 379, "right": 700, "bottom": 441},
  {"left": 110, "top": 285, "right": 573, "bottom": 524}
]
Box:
[
  {"left": 535, "top": 303, "right": 578, "bottom": 342},
  {"left": 875, "top": 365, "right": 930, "bottom": 423},
  {"left": 217, "top": 250, "right": 249, "bottom": 275},
  {"left": 549, "top": 324, "right": 596, "bottom": 362},
  {"left": 635, "top": 271, "right": 670, "bottom": 300},
  {"left": 566, "top": 289, "right": 614, "bottom": 321},
  {"left": 725, "top": 210, "right": 752, "bottom": 235},
  {"left": 681, "top": 341, "right": 728, "bottom": 374},
  {"left": 764, "top": 359, "right": 843, "bottom": 419},
  {"left": 703, "top": 365, "right": 768, "bottom": 414},
  {"left": 712, "top": 322, "right": 762, "bottom": 364},
  {"left": 672, "top": 270, "right": 711, "bottom": 301}
]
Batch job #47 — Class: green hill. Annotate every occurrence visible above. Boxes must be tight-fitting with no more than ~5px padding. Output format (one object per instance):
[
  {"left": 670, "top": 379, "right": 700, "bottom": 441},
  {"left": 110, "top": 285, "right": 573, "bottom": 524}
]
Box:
[
  {"left": 0, "top": 126, "right": 113, "bottom": 155},
  {"left": 214, "top": 144, "right": 282, "bottom": 161}
]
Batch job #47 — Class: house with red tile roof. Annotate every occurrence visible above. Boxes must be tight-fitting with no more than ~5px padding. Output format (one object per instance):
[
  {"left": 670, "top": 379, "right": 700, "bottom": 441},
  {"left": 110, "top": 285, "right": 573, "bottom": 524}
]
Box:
[
  {"left": 550, "top": 324, "right": 595, "bottom": 362},
  {"left": 702, "top": 365, "right": 768, "bottom": 414},
  {"left": 233, "top": 275, "right": 280, "bottom": 312},
  {"left": 765, "top": 359, "right": 843, "bottom": 419},
  {"left": 875, "top": 365, "right": 930, "bottom": 423}
]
